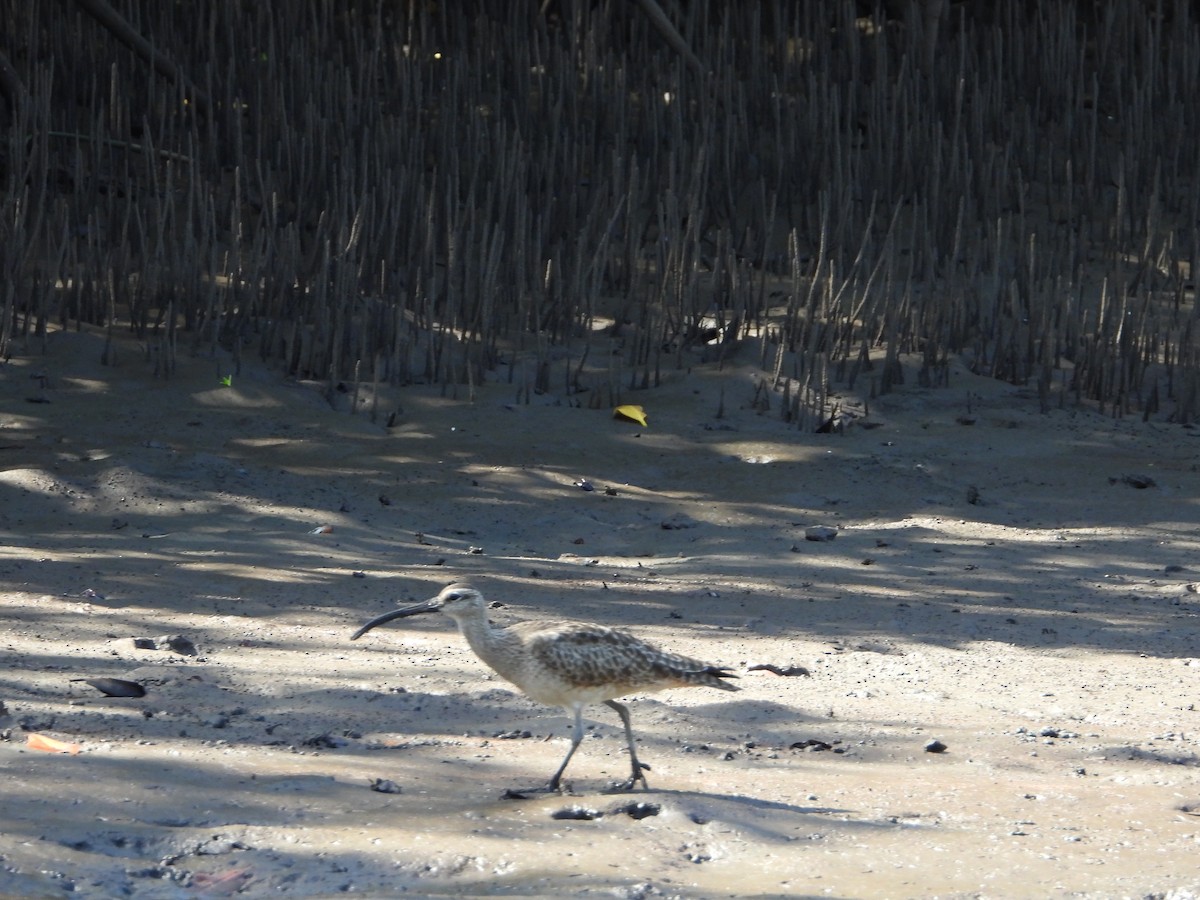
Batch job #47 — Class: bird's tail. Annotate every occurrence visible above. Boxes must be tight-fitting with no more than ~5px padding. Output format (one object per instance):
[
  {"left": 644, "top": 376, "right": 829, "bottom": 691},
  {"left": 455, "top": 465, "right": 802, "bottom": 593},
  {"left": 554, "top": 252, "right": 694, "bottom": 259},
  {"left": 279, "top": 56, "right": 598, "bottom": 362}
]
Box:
[{"left": 686, "top": 665, "right": 740, "bottom": 691}]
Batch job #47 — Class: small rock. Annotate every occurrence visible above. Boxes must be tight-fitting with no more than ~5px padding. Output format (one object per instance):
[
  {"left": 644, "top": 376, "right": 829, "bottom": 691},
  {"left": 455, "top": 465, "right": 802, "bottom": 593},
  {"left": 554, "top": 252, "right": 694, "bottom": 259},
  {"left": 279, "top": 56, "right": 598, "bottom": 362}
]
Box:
[
  {"left": 369, "top": 778, "right": 402, "bottom": 794},
  {"left": 748, "top": 663, "right": 811, "bottom": 677},
  {"left": 155, "top": 635, "right": 197, "bottom": 656},
  {"left": 661, "top": 516, "right": 697, "bottom": 530},
  {"left": 1114, "top": 473, "right": 1156, "bottom": 489},
  {"left": 609, "top": 801, "right": 660, "bottom": 819},
  {"left": 551, "top": 806, "right": 601, "bottom": 820},
  {"left": 195, "top": 835, "right": 248, "bottom": 855},
  {"left": 924, "top": 739, "right": 948, "bottom": 753},
  {"left": 303, "top": 732, "right": 349, "bottom": 749},
  {"left": 790, "top": 739, "right": 834, "bottom": 752},
  {"left": 74, "top": 678, "right": 146, "bottom": 698},
  {"left": 804, "top": 525, "right": 838, "bottom": 542}
]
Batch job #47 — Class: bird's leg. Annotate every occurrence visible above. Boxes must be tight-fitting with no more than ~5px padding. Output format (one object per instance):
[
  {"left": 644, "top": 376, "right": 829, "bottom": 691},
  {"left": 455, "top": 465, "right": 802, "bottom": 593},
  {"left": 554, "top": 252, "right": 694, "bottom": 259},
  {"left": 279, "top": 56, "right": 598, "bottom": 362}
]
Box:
[
  {"left": 546, "top": 704, "right": 586, "bottom": 792},
  {"left": 603, "top": 699, "right": 649, "bottom": 792},
  {"left": 504, "top": 705, "right": 584, "bottom": 799}
]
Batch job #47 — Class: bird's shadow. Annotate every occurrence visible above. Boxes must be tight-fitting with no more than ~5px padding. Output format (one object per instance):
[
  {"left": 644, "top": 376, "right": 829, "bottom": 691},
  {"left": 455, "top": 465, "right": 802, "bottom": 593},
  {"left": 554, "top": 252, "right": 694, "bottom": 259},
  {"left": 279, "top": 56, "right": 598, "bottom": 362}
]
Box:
[
  {"left": 506, "top": 781, "right": 823, "bottom": 809},
  {"left": 492, "top": 784, "right": 889, "bottom": 845},
  {"left": 651, "top": 786, "right": 846, "bottom": 816}
]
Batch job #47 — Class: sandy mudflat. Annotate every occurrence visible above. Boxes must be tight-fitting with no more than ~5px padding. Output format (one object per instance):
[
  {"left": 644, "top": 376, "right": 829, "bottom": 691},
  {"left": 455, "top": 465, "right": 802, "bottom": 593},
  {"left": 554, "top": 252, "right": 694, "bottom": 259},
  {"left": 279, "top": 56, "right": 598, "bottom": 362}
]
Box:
[{"left": 2, "top": 327, "right": 1199, "bottom": 898}]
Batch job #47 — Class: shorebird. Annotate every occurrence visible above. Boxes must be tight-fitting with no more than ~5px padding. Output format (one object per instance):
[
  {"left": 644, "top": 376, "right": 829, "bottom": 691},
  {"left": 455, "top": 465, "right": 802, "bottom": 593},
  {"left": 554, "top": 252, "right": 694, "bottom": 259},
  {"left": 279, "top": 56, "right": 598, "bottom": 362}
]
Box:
[{"left": 351, "top": 583, "right": 738, "bottom": 794}]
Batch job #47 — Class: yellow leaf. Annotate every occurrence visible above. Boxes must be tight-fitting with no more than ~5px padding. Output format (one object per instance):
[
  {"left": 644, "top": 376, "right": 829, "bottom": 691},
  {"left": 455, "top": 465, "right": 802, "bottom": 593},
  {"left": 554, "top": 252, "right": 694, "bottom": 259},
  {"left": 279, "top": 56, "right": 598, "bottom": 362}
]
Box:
[
  {"left": 27, "top": 733, "right": 81, "bottom": 755},
  {"left": 613, "top": 405, "right": 648, "bottom": 427}
]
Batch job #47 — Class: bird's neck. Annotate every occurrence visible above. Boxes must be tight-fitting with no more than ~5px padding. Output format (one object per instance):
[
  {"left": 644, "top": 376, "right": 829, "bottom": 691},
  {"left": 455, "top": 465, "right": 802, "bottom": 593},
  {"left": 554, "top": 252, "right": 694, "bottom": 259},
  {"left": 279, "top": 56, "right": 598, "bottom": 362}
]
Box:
[{"left": 451, "top": 613, "right": 516, "bottom": 676}]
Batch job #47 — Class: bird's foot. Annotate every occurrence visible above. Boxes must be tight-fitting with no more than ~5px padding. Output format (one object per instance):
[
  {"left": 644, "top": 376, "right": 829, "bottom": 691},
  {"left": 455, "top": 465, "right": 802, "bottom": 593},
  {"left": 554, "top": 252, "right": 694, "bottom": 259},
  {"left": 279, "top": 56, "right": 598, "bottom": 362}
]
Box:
[
  {"left": 603, "top": 763, "right": 650, "bottom": 794},
  {"left": 501, "top": 782, "right": 571, "bottom": 801}
]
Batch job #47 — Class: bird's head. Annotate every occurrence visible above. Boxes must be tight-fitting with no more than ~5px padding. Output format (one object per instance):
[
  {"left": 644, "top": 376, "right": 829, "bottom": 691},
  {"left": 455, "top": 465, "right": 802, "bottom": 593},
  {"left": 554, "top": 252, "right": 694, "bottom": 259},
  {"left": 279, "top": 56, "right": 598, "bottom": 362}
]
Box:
[{"left": 350, "top": 582, "right": 485, "bottom": 640}]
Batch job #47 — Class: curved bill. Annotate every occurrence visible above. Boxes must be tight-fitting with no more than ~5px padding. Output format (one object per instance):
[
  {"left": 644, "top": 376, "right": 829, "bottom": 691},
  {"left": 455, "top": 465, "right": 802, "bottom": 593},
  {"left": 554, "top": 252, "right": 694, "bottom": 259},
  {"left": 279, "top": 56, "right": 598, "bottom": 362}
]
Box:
[{"left": 350, "top": 598, "right": 442, "bottom": 641}]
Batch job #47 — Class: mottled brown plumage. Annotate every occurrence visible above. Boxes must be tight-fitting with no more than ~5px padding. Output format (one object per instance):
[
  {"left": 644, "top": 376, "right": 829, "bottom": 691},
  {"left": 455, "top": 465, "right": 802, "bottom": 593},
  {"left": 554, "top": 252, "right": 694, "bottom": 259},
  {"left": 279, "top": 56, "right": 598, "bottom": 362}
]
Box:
[{"left": 352, "top": 583, "right": 738, "bottom": 793}]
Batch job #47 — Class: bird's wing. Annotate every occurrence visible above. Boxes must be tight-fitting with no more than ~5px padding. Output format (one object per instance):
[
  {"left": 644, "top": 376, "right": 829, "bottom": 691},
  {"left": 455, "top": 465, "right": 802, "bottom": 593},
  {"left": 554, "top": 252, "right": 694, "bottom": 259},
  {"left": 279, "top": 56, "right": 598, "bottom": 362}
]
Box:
[{"left": 523, "top": 623, "right": 729, "bottom": 690}]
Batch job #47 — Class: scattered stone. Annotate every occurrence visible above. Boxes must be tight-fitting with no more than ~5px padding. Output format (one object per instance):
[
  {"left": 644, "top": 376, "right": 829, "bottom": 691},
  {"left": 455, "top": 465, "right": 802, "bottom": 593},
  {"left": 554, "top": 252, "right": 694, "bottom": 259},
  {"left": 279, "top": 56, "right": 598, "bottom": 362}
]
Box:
[
  {"left": 925, "top": 739, "right": 948, "bottom": 753},
  {"left": 660, "top": 516, "right": 697, "bottom": 530},
  {"left": 683, "top": 845, "right": 712, "bottom": 863},
  {"left": 73, "top": 677, "right": 145, "bottom": 698},
  {"left": 748, "top": 663, "right": 811, "bottom": 677},
  {"left": 609, "top": 801, "right": 661, "bottom": 820},
  {"left": 791, "top": 739, "right": 834, "bottom": 752},
  {"left": 804, "top": 525, "right": 838, "bottom": 542},
  {"left": 551, "top": 806, "right": 601, "bottom": 820},
  {"left": 1112, "top": 473, "right": 1156, "bottom": 489},
  {"left": 303, "top": 733, "right": 349, "bottom": 749},
  {"left": 369, "top": 778, "right": 402, "bottom": 794},
  {"left": 194, "top": 834, "right": 249, "bottom": 855},
  {"left": 155, "top": 635, "right": 197, "bottom": 656}
]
